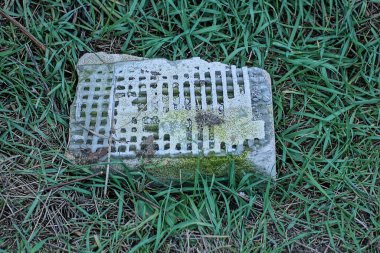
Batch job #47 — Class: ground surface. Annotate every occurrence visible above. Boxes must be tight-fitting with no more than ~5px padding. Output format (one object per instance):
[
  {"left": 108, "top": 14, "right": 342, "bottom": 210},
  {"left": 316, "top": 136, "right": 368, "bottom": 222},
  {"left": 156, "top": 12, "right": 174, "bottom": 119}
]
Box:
[{"left": 0, "top": 1, "right": 379, "bottom": 252}]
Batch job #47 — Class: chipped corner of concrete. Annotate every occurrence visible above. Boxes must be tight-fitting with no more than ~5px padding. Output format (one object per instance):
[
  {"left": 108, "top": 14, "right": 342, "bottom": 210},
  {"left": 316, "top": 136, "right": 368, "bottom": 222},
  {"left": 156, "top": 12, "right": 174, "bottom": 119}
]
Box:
[{"left": 68, "top": 52, "right": 276, "bottom": 179}]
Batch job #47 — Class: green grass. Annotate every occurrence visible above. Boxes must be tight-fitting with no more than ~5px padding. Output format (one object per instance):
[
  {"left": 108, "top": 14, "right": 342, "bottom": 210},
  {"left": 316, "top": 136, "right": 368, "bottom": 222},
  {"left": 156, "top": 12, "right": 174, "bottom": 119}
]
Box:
[{"left": 0, "top": 0, "right": 379, "bottom": 252}]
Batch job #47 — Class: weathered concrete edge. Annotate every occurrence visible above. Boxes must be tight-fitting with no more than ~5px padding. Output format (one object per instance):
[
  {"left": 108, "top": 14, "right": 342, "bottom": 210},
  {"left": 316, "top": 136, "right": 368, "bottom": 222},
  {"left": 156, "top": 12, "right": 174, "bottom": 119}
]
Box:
[{"left": 247, "top": 69, "right": 276, "bottom": 178}]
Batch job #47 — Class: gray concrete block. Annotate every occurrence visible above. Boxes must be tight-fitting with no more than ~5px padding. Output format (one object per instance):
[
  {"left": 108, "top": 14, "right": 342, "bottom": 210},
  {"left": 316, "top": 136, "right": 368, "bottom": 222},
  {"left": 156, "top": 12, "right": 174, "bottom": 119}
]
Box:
[{"left": 68, "top": 53, "right": 276, "bottom": 178}]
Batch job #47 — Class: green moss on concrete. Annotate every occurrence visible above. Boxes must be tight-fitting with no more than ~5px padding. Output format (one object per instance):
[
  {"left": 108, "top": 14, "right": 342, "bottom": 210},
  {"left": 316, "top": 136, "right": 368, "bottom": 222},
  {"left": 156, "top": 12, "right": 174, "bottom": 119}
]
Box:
[{"left": 141, "top": 152, "right": 253, "bottom": 181}]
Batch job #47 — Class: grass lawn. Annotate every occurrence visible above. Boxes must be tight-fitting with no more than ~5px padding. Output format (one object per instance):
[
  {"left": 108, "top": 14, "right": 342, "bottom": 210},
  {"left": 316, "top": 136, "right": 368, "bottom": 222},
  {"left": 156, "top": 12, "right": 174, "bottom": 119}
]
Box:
[{"left": 0, "top": 0, "right": 379, "bottom": 252}]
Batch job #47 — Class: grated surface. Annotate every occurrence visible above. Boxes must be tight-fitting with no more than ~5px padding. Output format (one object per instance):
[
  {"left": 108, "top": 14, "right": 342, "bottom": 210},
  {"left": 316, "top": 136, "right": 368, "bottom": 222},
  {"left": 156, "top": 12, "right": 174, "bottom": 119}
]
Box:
[{"left": 69, "top": 55, "right": 276, "bottom": 176}]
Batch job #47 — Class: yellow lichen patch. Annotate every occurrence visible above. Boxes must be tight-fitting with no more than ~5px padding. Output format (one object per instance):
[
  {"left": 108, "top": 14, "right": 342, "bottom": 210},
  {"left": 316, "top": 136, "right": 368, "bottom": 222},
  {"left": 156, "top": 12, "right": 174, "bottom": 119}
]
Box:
[
  {"left": 214, "top": 107, "right": 265, "bottom": 145},
  {"left": 160, "top": 109, "right": 195, "bottom": 143},
  {"left": 159, "top": 107, "right": 264, "bottom": 147}
]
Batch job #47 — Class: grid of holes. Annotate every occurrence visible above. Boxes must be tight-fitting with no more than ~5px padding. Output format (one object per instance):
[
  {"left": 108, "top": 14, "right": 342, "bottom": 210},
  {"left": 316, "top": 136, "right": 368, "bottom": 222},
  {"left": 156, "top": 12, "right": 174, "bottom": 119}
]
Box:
[
  {"left": 112, "top": 63, "right": 254, "bottom": 156},
  {"left": 113, "top": 67, "right": 159, "bottom": 154},
  {"left": 70, "top": 65, "right": 114, "bottom": 152}
]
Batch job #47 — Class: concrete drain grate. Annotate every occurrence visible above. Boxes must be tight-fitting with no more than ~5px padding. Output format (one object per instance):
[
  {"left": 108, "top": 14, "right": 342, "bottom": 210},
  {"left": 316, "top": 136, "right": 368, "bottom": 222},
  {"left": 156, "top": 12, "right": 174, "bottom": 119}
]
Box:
[{"left": 68, "top": 53, "right": 276, "bottom": 177}]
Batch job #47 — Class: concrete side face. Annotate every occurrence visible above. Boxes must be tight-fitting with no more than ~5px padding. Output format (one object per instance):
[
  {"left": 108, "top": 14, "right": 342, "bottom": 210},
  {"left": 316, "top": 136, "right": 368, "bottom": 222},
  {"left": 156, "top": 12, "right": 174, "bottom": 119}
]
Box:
[{"left": 69, "top": 53, "right": 276, "bottom": 178}]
